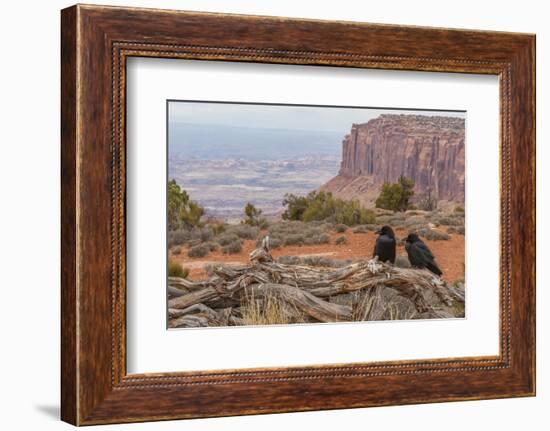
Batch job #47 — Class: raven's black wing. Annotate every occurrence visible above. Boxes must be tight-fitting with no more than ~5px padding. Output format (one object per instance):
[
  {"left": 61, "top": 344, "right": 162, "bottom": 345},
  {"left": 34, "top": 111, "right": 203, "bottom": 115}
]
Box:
[
  {"left": 415, "top": 240, "right": 435, "bottom": 260},
  {"left": 412, "top": 241, "right": 442, "bottom": 275}
]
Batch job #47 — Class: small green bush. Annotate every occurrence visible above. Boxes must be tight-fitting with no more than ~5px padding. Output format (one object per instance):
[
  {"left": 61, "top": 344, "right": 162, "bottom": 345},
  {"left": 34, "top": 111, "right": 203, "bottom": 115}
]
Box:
[
  {"left": 188, "top": 244, "right": 210, "bottom": 258},
  {"left": 167, "top": 179, "right": 204, "bottom": 230},
  {"left": 335, "top": 224, "right": 348, "bottom": 233},
  {"left": 304, "top": 233, "right": 330, "bottom": 245},
  {"left": 222, "top": 240, "right": 243, "bottom": 254},
  {"left": 283, "top": 234, "right": 306, "bottom": 246},
  {"left": 168, "top": 229, "right": 191, "bottom": 247},
  {"left": 375, "top": 176, "right": 415, "bottom": 212},
  {"left": 242, "top": 202, "right": 267, "bottom": 227},
  {"left": 199, "top": 227, "right": 214, "bottom": 242},
  {"left": 168, "top": 260, "right": 189, "bottom": 278},
  {"left": 335, "top": 236, "right": 347, "bottom": 245},
  {"left": 282, "top": 191, "right": 375, "bottom": 226},
  {"left": 454, "top": 206, "right": 465, "bottom": 213},
  {"left": 217, "top": 233, "right": 240, "bottom": 246},
  {"left": 210, "top": 222, "right": 226, "bottom": 235},
  {"left": 228, "top": 224, "right": 259, "bottom": 240}
]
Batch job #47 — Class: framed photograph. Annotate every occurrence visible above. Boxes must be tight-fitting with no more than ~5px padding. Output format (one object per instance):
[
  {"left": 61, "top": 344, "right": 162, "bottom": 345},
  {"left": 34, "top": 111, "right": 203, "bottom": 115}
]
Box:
[{"left": 61, "top": 4, "right": 535, "bottom": 425}]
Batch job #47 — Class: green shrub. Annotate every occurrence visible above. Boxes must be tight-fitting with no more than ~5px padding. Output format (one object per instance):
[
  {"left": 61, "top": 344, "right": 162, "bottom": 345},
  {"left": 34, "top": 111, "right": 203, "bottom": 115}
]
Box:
[
  {"left": 168, "top": 260, "right": 189, "bottom": 278},
  {"left": 217, "top": 233, "right": 240, "bottom": 246},
  {"left": 265, "top": 221, "right": 334, "bottom": 247},
  {"left": 167, "top": 179, "right": 204, "bottom": 229},
  {"left": 222, "top": 240, "right": 243, "bottom": 254},
  {"left": 169, "top": 226, "right": 215, "bottom": 247},
  {"left": 168, "top": 229, "right": 191, "bottom": 247},
  {"left": 304, "top": 233, "right": 330, "bottom": 245},
  {"left": 242, "top": 202, "right": 267, "bottom": 227},
  {"left": 454, "top": 205, "right": 465, "bottom": 213},
  {"left": 228, "top": 224, "right": 259, "bottom": 240},
  {"left": 210, "top": 222, "right": 226, "bottom": 235},
  {"left": 375, "top": 176, "right": 415, "bottom": 212},
  {"left": 282, "top": 191, "right": 375, "bottom": 226},
  {"left": 188, "top": 244, "right": 210, "bottom": 258},
  {"left": 335, "top": 224, "right": 348, "bottom": 233},
  {"left": 335, "top": 236, "right": 347, "bottom": 245},
  {"left": 198, "top": 227, "right": 214, "bottom": 242},
  {"left": 283, "top": 233, "right": 306, "bottom": 246}
]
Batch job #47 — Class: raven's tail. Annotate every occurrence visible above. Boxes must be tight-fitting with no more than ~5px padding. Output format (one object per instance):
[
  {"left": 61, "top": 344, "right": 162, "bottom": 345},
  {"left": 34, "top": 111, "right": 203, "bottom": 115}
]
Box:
[{"left": 427, "top": 261, "right": 443, "bottom": 276}]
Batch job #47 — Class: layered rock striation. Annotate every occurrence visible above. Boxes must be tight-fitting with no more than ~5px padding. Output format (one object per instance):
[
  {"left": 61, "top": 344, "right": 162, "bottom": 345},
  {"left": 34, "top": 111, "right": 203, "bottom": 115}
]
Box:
[{"left": 321, "top": 114, "right": 465, "bottom": 207}]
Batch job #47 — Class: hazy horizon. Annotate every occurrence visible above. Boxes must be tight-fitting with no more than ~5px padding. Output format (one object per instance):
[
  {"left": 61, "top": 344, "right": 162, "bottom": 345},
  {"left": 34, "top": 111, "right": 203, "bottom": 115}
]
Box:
[{"left": 168, "top": 102, "right": 465, "bottom": 160}]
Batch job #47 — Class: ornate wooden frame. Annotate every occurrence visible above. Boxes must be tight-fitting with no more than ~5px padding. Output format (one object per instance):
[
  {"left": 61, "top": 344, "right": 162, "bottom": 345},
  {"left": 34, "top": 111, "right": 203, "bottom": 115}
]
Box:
[{"left": 61, "top": 4, "right": 536, "bottom": 425}]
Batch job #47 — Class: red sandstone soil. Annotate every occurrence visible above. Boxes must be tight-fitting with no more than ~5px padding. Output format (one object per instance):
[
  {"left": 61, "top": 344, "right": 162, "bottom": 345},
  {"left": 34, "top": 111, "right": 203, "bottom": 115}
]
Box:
[{"left": 170, "top": 228, "right": 465, "bottom": 283}]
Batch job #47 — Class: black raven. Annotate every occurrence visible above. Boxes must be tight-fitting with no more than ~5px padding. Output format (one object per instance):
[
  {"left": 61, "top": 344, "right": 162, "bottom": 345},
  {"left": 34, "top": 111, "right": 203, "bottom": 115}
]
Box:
[
  {"left": 404, "top": 233, "right": 443, "bottom": 276},
  {"left": 373, "top": 225, "right": 396, "bottom": 263}
]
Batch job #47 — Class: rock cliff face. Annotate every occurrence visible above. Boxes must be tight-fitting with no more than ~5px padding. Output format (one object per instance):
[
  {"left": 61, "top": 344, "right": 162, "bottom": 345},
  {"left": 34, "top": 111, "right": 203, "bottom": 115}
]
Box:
[{"left": 321, "top": 114, "right": 465, "bottom": 207}]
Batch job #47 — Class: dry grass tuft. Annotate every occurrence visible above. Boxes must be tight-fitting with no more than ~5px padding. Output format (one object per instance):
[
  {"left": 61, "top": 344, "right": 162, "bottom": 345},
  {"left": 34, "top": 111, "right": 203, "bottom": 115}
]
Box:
[{"left": 240, "top": 289, "right": 303, "bottom": 326}]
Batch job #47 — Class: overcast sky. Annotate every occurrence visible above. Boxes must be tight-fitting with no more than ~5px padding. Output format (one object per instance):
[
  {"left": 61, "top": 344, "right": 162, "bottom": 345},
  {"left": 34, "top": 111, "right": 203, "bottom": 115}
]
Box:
[{"left": 169, "top": 101, "right": 466, "bottom": 133}]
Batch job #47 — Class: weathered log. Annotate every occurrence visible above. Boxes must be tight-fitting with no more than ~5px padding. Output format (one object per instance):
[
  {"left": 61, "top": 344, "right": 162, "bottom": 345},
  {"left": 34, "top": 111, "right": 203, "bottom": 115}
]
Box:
[
  {"left": 168, "top": 304, "right": 233, "bottom": 328},
  {"left": 167, "top": 285, "right": 187, "bottom": 298},
  {"left": 168, "top": 286, "right": 220, "bottom": 310},
  {"left": 168, "top": 303, "right": 216, "bottom": 318},
  {"left": 244, "top": 283, "right": 352, "bottom": 323},
  {"left": 169, "top": 314, "right": 211, "bottom": 328},
  {"left": 168, "top": 276, "right": 214, "bottom": 291},
  {"left": 168, "top": 245, "right": 465, "bottom": 328}
]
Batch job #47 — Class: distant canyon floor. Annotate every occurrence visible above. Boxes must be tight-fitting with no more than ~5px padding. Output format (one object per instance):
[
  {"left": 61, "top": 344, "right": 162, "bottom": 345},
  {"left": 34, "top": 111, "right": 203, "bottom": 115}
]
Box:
[{"left": 170, "top": 227, "right": 465, "bottom": 283}]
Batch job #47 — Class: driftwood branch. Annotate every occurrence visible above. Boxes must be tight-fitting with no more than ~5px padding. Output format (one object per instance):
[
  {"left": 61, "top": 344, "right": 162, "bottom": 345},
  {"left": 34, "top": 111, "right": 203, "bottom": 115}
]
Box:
[{"left": 168, "top": 244, "right": 465, "bottom": 328}]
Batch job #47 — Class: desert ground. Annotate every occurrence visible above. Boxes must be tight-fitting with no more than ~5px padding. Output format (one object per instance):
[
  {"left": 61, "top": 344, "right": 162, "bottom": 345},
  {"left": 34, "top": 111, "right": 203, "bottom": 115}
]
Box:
[
  {"left": 166, "top": 207, "right": 466, "bottom": 328},
  {"left": 170, "top": 225, "right": 464, "bottom": 282}
]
